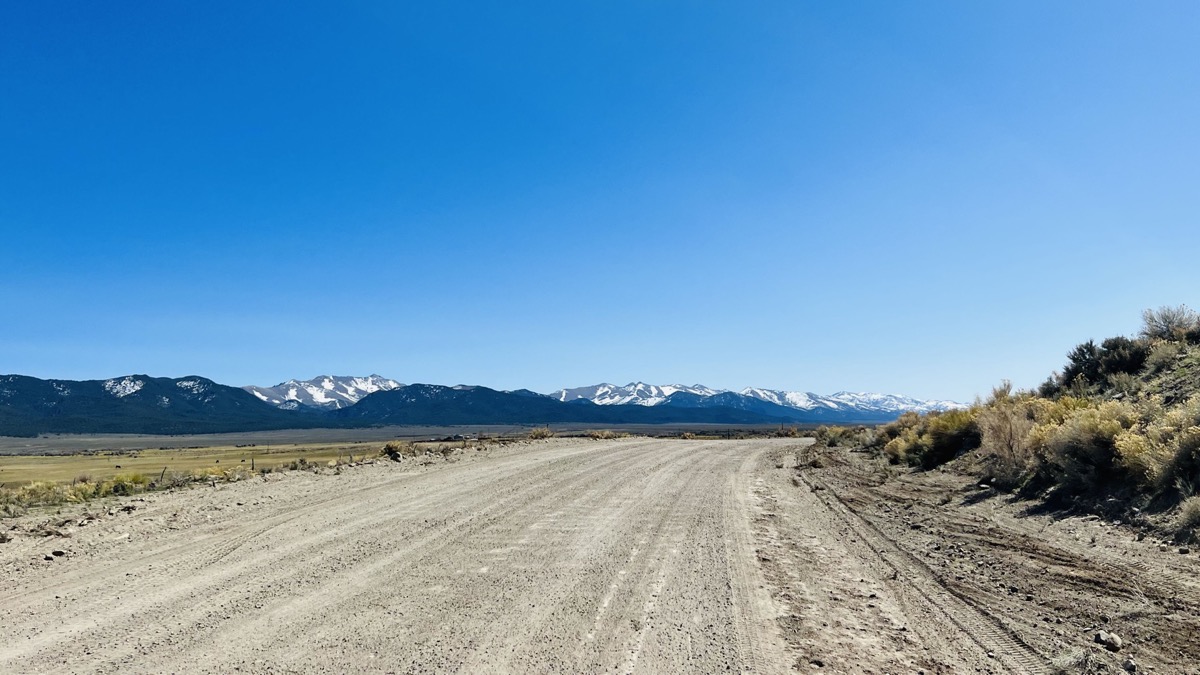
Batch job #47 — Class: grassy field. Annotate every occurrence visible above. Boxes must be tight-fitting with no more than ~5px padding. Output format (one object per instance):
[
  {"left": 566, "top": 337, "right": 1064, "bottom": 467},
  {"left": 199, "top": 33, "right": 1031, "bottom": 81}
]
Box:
[
  {"left": 0, "top": 441, "right": 385, "bottom": 487},
  {"left": 0, "top": 424, "right": 799, "bottom": 488}
]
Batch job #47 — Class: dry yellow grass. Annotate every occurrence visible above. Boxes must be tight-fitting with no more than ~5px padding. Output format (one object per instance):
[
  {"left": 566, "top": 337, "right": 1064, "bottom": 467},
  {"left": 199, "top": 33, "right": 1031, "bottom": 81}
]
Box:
[{"left": 0, "top": 442, "right": 379, "bottom": 488}]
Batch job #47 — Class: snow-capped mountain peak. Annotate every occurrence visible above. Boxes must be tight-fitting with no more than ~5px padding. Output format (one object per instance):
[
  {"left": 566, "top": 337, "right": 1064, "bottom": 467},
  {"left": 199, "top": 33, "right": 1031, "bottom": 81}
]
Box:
[
  {"left": 740, "top": 388, "right": 965, "bottom": 414},
  {"left": 552, "top": 382, "right": 965, "bottom": 418},
  {"left": 737, "top": 387, "right": 834, "bottom": 411},
  {"left": 244, "top": 374, "right": 403, "bottom": 410},
  {"left": 549, "top": 382, "right": 721, "bottom": 406}
]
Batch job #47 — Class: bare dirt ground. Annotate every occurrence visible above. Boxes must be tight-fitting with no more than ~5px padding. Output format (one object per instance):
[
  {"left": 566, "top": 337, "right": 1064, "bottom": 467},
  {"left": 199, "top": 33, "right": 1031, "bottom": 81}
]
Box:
[
  {"left": 767, "top": 444, "right": 1200, "bottom": 674},
  {"left": 2, "top": 437, "right": 1199, "bottom": 673}
]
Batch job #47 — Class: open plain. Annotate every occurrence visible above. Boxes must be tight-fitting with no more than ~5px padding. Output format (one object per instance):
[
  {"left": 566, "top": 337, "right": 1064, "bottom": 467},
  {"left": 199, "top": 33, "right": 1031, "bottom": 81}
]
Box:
[{"left": 3, "top": 437, "right": 1200, "bottom": 673}]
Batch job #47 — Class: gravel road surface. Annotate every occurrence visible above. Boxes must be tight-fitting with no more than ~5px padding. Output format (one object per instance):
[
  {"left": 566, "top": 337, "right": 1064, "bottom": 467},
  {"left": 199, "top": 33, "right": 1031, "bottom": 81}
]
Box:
[
  {"left": 1, "top": 438, "right": 790, "bottom": 673},
  {"left": 7, "top": 436, "right": 1196, "bottom": 673}
]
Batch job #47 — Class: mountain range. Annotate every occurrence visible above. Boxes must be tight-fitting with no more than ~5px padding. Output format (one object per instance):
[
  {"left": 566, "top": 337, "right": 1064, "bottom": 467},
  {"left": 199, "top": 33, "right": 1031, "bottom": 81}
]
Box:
[
  {"left": 245, "top": 375, "right": 403, "bottom": 410},
  {"left": 548, "top": 382, "right": 963, "bottom": 415},
  {"left": 550, "top": 383, "right": 723, "bottom": 406},
  {"left": 0, "top": 374, "right": 314, "bottom": 437},
  {"left": 0, "top": 374, "right": 964, "bottom": 437}
]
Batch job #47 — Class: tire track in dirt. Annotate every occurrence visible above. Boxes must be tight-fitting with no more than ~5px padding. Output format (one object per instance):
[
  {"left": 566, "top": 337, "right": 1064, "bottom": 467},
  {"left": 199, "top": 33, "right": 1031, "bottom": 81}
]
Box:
[
  {"left": 809, "top": 450, "right": 1200, "bottom": 672},
  {"left": 0, "top": 445, "right": 581, "bottom": 607},
  {"left": 724, "top": 451, "right": 785, "bottom": 674},
  {"left": 794, "top": 468, "right": 1049, "bottom": 674},
  {"left": 230, "top": 440, "right": 702, "bottom": 673}
]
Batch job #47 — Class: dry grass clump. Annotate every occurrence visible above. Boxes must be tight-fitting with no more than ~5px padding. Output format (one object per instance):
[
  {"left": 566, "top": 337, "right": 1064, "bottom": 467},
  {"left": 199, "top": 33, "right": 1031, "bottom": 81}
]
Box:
[
  {"left": 1176, "top": 495, "right": 1200, "bottom": 537},
  {"left": 814, "top": 425, "right": 875, "bottom": 448},
  {"left": 587, "top": 429, "right": 619, "bottom": 440},
  {"left": 679, "top": 432, "right": 697, "bottom": 440},
  {"left": 1049, "top": 648, "right": 1102, "bottom": 674},
  {"left": 528, "top": 426, "right": 555, "bottom": 440},
  {"left": 284, "top": 457, "right": 323, "bottom": 471},
  {"left": 192, "top": 466, "right": 254, "bottom": 483},
  {"left": 379, "top": 439, "right": 463, "bottom": 461},
  {"left": 160, "top": 470, "right": 195, "bottom": 489},
  {"left": 382, "top": 440, "right": 418, "bottom": 460}
]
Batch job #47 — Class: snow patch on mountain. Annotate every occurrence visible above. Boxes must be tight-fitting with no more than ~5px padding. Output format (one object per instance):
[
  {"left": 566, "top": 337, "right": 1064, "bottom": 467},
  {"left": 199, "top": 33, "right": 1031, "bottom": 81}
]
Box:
[
  {"left": 103, "top": 377, "right": 144, "bottom": 398},
  {"left": 245, "top": 375, "right": 404, "bottom": 410},
  {"left": 176, "top": 379, "right": 208, "bottom": 394}
]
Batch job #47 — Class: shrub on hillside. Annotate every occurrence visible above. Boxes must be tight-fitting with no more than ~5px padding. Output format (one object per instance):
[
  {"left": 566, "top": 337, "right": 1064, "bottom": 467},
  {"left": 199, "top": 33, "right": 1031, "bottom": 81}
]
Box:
[
  {"left": 920, "top": 409, "right": 981, "bottom": 468},
  {"left": 1143, "top": 396, "right": 1200, "bottom": 497},
  {"left": 1106, "top": 372, "right": 1140, "bottom": 398},
  {"left": 873, "top": 412, "right": 920, "bottom": 448},
  {"left": 883, "top": 427, "right": 921, "bottom": 465},
  {"left": 1146, "top": 341, "right": 1183, "bottom": 373},
  {"left": 1029, "top": 400, "right": 1139, "bottom": 498},
  {"left": 876, "top": 409, "right": 980, "bottom": 469},
  {"left": 975, "top": 384, "right": 1038, "bottom": 489},
  {"left": 861, "top": 307, "right": 1200, "bottom": 526},
  {"left": 1140, "top": 305, "right": 1200, "bottom": 342},
  {"left": 1098, "top": 336, "right": 1150, "bottom": 377},
  {"left": 1053, "top": 336, "right": 1152, "bottom": 397},
  {"left": 1061, "top": 340, "right": 1101, "bottom": 388}
]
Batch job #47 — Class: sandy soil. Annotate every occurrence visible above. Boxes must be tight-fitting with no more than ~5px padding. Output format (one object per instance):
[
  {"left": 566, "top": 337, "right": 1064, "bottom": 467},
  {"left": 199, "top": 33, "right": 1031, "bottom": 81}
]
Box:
[{"left": 3, "top": 437, "right": 1198, "bottom": 673}]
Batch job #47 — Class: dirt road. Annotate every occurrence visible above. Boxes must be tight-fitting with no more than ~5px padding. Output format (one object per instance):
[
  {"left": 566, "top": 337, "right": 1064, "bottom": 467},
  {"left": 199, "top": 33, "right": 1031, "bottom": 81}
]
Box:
[
  {"left": 1, "top": 438, "right": 789, "bottom": 673},
  {"left": 4, "top": 437, "right": 1198, "bottom": 673}
]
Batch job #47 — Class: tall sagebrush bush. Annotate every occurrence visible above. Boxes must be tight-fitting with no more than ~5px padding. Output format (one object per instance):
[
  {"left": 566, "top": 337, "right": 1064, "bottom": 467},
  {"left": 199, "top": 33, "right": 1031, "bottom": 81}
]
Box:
[
  {"left": 1140, "top": 305, "right": 1200, "bottom": 342},
  {"left": 1029, "top": 400, "right": 1139, "bottom": 498},
  {"left": 975, "top": 383, "right": 1037, "bottom": 489}
]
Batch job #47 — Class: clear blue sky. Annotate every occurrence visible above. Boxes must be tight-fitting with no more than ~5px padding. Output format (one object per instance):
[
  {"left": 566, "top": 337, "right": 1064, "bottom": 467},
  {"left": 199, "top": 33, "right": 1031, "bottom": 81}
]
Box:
[{"left": 3, "top": 2, "right": 1198, "bottom": 402}]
